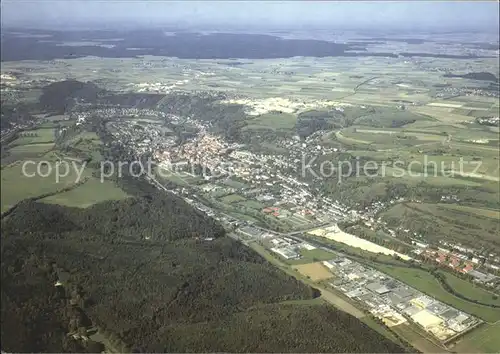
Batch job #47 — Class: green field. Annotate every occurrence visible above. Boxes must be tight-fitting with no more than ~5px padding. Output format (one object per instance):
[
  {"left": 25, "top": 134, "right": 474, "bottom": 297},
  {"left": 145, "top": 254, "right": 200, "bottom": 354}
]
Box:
[
  {"left": 288, "top": 248, "right": 337, "bottom": 265},
  {"left": 0, "top": 124, "right": 131, "bottom": 213},
  {"left": 10, "top": 128, "right": 55, "bottom": 145},
  {"left": 454, "top": 323, "right": 500, "bottom": 353},
  {"left": 220, "top": 194, "right": 246, "bottom": 204},
  {"left": 437, "top": 271, "right": 500, "bottom": 307}
]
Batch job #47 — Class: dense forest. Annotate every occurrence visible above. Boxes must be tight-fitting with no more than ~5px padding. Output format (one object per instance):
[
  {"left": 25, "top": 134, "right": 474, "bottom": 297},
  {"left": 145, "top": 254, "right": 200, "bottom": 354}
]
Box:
[
  {"left": 1, "top": 178, "right": 405, "bottom": 353},
  {"left": 39, "top": 80, "right": 104, "bottom": 114},
  {"left": 1, "top": 30, "right": 492, "bottom": 62},
  {"left": 157, "top": 92, "right": 250, "bottom": 141},
  {"left": 443, "top": 71, "right": 498, "bottom": 82}
]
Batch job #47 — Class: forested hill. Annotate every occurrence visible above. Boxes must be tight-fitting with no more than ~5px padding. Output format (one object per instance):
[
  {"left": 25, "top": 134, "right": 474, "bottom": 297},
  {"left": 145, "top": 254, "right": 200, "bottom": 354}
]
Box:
[
  {"left": 39, "top": 80, "right": 104, "bottom": 114},
  {"left": 2, "top": 193, "right": 225, "bottom": 242},
  {"left": 1, "top": 187, "right": 405, "bottom": 353}
]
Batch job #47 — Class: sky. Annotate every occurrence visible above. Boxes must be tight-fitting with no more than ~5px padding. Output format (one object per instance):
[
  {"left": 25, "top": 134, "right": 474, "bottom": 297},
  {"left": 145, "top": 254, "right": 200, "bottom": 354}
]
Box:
[{"left": 1, "top": 1, "right": 499, "bottom": 32}]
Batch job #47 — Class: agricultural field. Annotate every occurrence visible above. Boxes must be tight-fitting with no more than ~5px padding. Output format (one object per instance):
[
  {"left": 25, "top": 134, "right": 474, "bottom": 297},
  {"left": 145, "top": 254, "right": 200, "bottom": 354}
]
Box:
[
  {"left": 0, "top": 121, "right": 131, "bottom": 213},
  {"left": 381, "top": 202, "right": 500, "bottom": 252},
  {"left": 0, "top": 153, "right": 94, "bottom": 213},
  {"left": 293, "top": 262, "right": 334, "bottom": 282},
  {"left": 10, "top": 128, "right": 55, "bottom": 145},
  {"left": 2, "top": 128, "right": 57, "bottom": 163},
  {"left": 440, "top": 204, "right": 500, "bottom": 219}
]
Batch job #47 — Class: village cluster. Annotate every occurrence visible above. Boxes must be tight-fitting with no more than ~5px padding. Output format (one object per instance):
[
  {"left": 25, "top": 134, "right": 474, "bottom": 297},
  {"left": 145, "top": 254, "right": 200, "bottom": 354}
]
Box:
[{"left": 89, "top": 105, "right": 500, "bottom": 290}]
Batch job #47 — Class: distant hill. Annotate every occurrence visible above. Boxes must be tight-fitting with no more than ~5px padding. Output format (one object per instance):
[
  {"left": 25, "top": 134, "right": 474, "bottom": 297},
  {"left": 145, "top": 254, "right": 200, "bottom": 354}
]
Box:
[
  {"left": 443, "top": 71, "right": 498, "bottom": 82},
  {"left": 39, "top": 80, "right": 103, "bottom": 114},
  {"left": 1, "top": 183, "right": 405, "bottom": 353}
]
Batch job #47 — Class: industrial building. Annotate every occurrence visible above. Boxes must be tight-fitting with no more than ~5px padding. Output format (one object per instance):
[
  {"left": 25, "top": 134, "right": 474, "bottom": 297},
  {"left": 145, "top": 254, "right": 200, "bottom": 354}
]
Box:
[{"left": 324, "top": 255, "right": 482, "bottom": 342}]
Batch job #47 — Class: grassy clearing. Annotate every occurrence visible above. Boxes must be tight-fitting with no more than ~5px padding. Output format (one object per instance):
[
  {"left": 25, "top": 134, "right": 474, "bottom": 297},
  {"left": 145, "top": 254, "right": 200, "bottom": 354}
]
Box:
[
  {"left": 41, "top": 177, "right": 130, "bottom": 208},
  {"left": 335, "top": 131, "right": 372, "bottom": 145},
  {"left": 228, "top": 211, "right": 261, "bottom": 224},
  {"left": 410, "top": 106, "right": 470, "bottom": 123},
  {"left": 62, "top": 131, "right": 102, "bottom": 153},
  {"left": 353, "top": 108, "right": 432, "bottom": 127}
]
